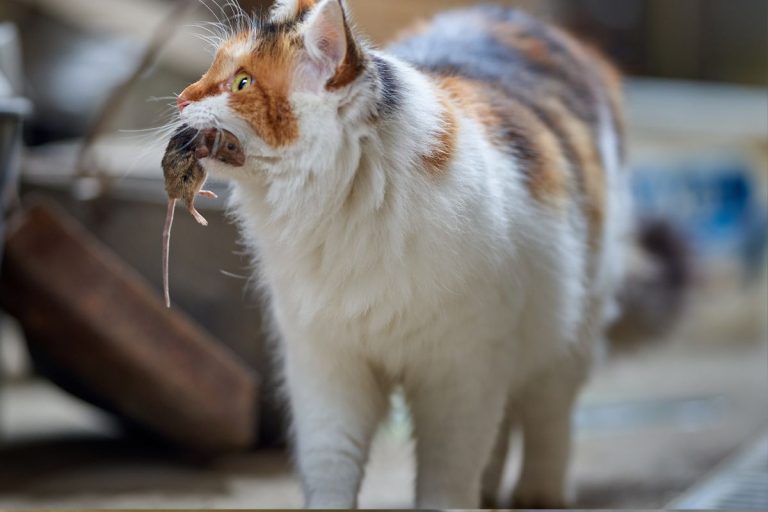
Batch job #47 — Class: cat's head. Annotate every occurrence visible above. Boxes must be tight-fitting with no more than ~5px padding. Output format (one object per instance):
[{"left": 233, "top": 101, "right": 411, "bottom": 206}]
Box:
[{"left": 178, "top": 0, "right": 372, "bottom": 175}]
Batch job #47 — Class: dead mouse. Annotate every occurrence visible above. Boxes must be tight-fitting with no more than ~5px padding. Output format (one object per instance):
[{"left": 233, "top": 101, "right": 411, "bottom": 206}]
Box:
[
  {"left": 161, "top": 126, "right": 245, "bottom": 307},
  {"left": 162, "top": 127, "right": 245, "bottom": 225}
]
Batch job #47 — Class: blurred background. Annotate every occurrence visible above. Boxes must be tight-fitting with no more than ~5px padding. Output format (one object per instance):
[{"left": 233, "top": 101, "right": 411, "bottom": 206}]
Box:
[{"left": 0, "top": 0, "right": 766, "bottom": 509}]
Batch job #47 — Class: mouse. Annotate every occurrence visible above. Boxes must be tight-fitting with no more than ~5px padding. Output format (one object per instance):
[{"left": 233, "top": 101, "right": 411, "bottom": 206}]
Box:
[
  {"left": 161, "top": 126, "right": 245, "bottom": 307},
  {"left": 162, "top": 126, "right": 245, "bottom": 225}
]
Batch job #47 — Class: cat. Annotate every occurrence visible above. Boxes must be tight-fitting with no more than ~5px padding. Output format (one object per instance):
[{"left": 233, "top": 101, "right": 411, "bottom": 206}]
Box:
[{"left": 176, "top": 0, "right": 631, "bottom": 508}]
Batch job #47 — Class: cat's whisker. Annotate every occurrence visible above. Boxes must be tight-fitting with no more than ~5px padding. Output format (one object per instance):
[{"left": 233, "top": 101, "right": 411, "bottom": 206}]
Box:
[
  {"left": 122, "top": 116, "right": 184, "bottom": 135},
  {"left": 190, "top": 27, "right": 221, "bottom": 45},
  {"left": 121, "top": 128, "right": 175, "bottom": 137},
  {"left": 190, "top": 20, "right": 228, "bottom": 45},
  {"left": 190, "top": 34, "right": 221, "bottom": 53},
  {"left": 198, "top": 0, "right": 226, "bottom": 29},
  {"left": 196, "top": 0, "right": 235, "bottom": 43},
  {"left": 216, "top": 0, "right": 241, "bottom": 39},
  {"left": 121, "top": 138, "right": 164, "bottom": 179},
  {"left": 222, "top": 0, "right": 248, "bottom": 34},
  {"left": 146, "top": 95, "right": 179, "bottom": 103}
]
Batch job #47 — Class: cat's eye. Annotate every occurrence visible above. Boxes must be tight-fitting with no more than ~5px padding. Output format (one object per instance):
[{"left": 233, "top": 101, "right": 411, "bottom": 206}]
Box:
[{"left": 231, "top": 72, "right": 252, "bottom": 93}]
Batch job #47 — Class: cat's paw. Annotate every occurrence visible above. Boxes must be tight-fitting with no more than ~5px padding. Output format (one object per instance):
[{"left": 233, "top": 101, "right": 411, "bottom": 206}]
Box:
[
  {"left": 481, "top": 494, "right": 500, "bottom": 509},
  {"left": 511, "top": 490, "right": 568, "bottom": 509}
]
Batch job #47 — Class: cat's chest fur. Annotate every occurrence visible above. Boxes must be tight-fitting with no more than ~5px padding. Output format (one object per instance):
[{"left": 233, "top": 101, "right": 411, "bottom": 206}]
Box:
[
  {"left": 228, "top": 147, "right": 532, "bottom": 360},
  {"left": 227, "top": 153, "right": 589, "bottom": 387}
]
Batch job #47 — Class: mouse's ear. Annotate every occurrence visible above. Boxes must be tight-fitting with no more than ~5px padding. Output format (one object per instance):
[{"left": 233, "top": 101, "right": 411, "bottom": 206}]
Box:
[
  {"left": 195, "top": 146, "right": 210, "bottom": 160},
  {"left": 296, "top": 0, "right": 363, "bottom": 92}
]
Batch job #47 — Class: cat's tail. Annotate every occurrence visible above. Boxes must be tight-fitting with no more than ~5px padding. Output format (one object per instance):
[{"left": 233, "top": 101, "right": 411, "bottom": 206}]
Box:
[{"left": 608, "top": 219, "right": 692, "bottom": 351}]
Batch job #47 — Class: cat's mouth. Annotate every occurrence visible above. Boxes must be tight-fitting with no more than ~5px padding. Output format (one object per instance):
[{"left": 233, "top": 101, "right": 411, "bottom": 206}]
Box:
[
  {"left": 200, "top": 152, "right": 281, "bottom": 174},
  {"left": 181, "top": 112, "right": 219, "bottom": 134},
  {"left": 180, "top": 105, "right": 284, "bottom": 169}
]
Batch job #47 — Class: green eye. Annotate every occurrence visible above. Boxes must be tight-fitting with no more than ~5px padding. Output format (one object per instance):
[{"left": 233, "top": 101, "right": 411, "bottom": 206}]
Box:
[{"left": 232, "top": 72, "right": 252, "bottom": 93}]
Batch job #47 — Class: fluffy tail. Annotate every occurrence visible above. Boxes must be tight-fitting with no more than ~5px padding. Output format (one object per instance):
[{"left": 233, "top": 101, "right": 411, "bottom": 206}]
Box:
[{"left": 608, "top": 219, "right": 692, "bottom": 351}]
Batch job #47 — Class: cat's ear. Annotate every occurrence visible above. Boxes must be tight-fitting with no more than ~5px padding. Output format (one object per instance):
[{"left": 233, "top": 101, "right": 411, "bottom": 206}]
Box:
[
  {"left": 304, "top": 0, "right": 348, "bottom": 69},
  {"left": 297, "top": 0, "right": 360, "bottom": 90}
]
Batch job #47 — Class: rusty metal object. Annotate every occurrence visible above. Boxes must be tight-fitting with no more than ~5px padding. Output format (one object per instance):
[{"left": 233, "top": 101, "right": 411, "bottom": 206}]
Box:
[{"left": 0, "top": 202, "right": 259, "bottom": 452}]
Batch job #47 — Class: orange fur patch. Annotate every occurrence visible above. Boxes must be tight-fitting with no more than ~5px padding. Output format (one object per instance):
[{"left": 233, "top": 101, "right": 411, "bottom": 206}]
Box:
[
  {"left": 296, "top": 0, "right": 318, "bottom": 16},
  {"left": 326, "top": 18, "right": 366, "bottom": 90},
  {"left": 435, "top": 76, "right": 499, "bottom": 131},
  {"left": 230, "top": 38, "right": 300, "bottom": 147},
  {"left": 491, "top": 23, "right": 553, "bottom": 65},
  {"left": 544, "top": 98, "right": 605, "bottom": 247},
  {"left": 501, "top": 99, "right": 568, "bottom": 206},
  {"left": 422, "top": 95, "right": 458, "bottom": 176},
  {"left": 179, "top": 34, "right": 300, "bottom": 148},
  {"left": 435, "top": 76, "right": 567, "bottom": 204},
  {"left": 179, "top": 38, "right": 244, "bottom": 101}
]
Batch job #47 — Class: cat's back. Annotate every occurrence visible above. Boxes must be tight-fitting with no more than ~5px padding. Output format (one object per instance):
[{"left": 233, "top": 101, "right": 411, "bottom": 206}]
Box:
[
  {"left": 390, "top": 6, "right": 622, "bottom": 132},
  {"left": 388, "top": 6, "right": 620, "bottom": 127},
  {"left": 389, "top": 5, "right": 626, "bottom": 252}
]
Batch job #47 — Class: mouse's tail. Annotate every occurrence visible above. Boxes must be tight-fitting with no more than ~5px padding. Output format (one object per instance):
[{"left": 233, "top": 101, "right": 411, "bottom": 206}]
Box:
[{"left": 163, "top": 198, "right": 176, "bottom": 308}]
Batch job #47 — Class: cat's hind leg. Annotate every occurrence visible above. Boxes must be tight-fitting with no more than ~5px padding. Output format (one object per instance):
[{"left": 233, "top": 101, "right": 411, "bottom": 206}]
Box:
[
  {"left": 510, "top": 364, "right": 582, "bottom": 509},
  {"left": 511, "top": 299, "right": 602, "bottom": 508},
  {"left": 405, "top": 347, "right": 509, "bottom": 509},
  {"left": 481, "top": 396, "right": 518, "bottom": 508}
]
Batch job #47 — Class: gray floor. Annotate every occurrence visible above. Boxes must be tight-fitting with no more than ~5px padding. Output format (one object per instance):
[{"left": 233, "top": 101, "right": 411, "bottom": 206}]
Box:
[{"left": 1, "top": 286, "right": 767, "bottom": 509}]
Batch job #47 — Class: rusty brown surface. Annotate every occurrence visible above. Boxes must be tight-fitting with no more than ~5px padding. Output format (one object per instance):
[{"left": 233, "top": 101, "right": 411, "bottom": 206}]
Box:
[{"left": 0, "top": 203, "right": 259, "bottom": 452}]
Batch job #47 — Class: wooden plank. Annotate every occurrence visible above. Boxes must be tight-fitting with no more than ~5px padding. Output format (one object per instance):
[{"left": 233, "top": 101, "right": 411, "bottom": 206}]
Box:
[{"left": 0, "top": 202, "right": 259, "bottom": 452}]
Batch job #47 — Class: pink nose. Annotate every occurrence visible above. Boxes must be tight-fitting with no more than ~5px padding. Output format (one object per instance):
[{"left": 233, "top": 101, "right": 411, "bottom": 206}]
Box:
[{"left": 177, "top": 98, "right": 191, "bottom": 113}]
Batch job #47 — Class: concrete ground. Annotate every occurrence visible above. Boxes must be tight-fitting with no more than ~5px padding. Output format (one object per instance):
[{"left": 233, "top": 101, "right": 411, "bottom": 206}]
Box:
[{"left": 1, "top": 284, "right": 766, "bottom": 509}]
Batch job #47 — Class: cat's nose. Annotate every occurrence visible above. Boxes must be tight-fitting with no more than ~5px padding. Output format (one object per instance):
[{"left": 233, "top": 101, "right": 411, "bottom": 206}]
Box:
[{"left": 177, "top": 98, "right": 191, "bottom": 113}]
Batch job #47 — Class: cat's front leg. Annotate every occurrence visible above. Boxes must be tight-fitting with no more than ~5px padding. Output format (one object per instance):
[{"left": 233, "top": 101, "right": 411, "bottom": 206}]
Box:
[
  {"left": 284, "top": 339, "right": 389, "bottom": 509},
  {"left": 405, "top": 349, "right": 509, "bottom": 509}
]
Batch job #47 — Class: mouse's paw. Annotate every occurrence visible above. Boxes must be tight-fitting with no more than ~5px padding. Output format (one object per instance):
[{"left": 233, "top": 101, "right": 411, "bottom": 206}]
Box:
[{"left": 188, "top": 206, "right": 209, "bottom": 226}]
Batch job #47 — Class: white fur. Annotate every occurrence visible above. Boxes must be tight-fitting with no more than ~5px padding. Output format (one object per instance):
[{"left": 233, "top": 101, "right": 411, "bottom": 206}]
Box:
[
  {"left": 270, "top": 0, "right": 301, "bottom": 24},
  {"left": 181, "top": 23, "right": 627, "bottom": 510}
]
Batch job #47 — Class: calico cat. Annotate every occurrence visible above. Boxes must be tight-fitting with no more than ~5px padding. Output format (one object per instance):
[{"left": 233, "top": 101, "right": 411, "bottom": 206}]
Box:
[{"left": 176, "top": 1, "right": 630, "bottom": 508}]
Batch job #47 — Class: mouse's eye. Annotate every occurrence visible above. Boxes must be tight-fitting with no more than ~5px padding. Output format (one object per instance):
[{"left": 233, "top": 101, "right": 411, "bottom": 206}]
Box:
[
  {"left": 227, "top": 143, "right": 236, "bottom": 151},
  {"left": 231, "top": 72, "right": 252, "bottom": 93}
]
